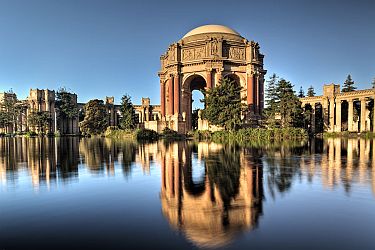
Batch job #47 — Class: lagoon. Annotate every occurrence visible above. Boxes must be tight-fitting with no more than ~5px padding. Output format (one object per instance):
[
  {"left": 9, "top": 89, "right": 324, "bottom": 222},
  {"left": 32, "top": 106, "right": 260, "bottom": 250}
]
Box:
[{"left": 0, "top": 137, "right": 375, "bottom": 249}]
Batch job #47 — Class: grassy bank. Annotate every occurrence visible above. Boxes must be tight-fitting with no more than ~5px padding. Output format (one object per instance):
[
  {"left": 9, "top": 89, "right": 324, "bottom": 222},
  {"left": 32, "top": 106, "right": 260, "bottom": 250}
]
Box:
[
  {"left": 193, "top": 128, "right": 308, "bottom": 142},
  {"left": 104, "top": 127, "right": 183, "bottom": 140},
  {"left": 323, "top": 131, "right": 375, "bottom": 139}
]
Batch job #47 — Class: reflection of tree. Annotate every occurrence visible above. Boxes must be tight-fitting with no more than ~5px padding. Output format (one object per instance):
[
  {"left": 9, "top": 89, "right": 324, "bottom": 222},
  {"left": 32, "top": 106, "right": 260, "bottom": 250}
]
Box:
[
  {"left": 57, "top": 137, "right": 79, "bottom": 179},
  {"left": 206, "top": 145, "right": 241, "bottom": 208},
  {"left": 263, "top": 143, "right": 307, "bottom": 197},
  {"left": 79, "top": 138, "right": 107, "bottom": 172},
  {"left": 120, "top": 140, "right": 136, "bottom": 177}
]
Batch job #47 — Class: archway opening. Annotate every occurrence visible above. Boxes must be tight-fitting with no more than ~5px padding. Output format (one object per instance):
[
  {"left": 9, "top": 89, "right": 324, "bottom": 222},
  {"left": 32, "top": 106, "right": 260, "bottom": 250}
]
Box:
[
  {"left": 224, "top": 74, "right": 240, "bottom": 86},
  {"left": 184, "top": 75, "right": 206, "bottom": 130},
  {"left": 192, "top": 90, "right": 204, "bottom": 130}
]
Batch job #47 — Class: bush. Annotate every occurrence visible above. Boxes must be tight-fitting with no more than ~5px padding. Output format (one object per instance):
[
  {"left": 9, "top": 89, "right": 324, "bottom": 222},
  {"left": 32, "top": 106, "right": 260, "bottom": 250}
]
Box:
[
  {"left": 105, "top": 126, "right": 135, "bottom": 139},
  {"left": 25, "top": 131, "right": 38, "bottom": 137},
  {"left": 191, "top": 130, "right": 212, "bottom": 140},
  {"left": 136, "top": 128, "right": 159, "bottom": 141},
  {"left": 161, "top": 127, "right": 185, "bottom": 140}
]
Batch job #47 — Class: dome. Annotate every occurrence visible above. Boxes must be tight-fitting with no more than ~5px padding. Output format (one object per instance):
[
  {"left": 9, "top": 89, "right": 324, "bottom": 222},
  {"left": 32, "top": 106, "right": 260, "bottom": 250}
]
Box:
[{"left": 183, "top": 24, "right": 241, "bottom": 38}]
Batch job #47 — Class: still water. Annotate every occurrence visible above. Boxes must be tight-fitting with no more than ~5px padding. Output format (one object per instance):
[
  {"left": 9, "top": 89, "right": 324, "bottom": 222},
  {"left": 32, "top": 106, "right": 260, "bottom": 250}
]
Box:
[{"left": 0, "top": 137, "right": 375, "bottom": 249}]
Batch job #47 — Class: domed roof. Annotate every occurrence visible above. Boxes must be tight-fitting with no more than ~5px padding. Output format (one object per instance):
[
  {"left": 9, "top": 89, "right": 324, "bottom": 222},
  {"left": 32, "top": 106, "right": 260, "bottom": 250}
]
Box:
[{"left": 183, "top": 24, "right": 241, "bottom": 38}]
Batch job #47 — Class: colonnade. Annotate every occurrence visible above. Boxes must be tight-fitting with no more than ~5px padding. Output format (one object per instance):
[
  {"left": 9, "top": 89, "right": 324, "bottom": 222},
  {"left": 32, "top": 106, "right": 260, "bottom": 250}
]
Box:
[{"left": 301, "top": 86, "right": 375, "bottom": 133}]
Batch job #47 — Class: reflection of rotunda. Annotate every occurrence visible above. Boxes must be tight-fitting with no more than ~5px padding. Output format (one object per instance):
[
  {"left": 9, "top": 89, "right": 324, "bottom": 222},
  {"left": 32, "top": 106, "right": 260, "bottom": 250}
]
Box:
[
  {"left": 159, "top": 142, "right": 263, "bottom": 248},
  {"left": 152, "top": 25, "right": 267, "bottom": 133}
]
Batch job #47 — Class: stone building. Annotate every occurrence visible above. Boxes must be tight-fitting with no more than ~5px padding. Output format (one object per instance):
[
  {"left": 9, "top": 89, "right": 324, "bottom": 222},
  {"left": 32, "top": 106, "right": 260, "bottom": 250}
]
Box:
[
  {"left": 300, "top": 84, "right": 375, "bottom": 133},
  {"left": 155, "top": 24, "right": 267, "bottom": 133},
  {"left": 0, "top": 89, "right": 79, "bottom": 135},
  {"left": 27, "top": 89, "right": 56, "bottom": 133}
]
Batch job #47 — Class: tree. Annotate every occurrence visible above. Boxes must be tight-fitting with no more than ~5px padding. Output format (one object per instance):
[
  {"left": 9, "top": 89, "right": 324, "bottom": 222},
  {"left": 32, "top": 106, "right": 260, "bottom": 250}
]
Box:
[
  {"left": 264, "top": 74, "right": 279, "bottom": 127},
  {"left": 119, "top": 94, "right": 136, "bottom": 129},
  {"left": 28, "top": 111, "right": 52, "bottom": 134},
  {"left": 0, "top": 110, "right": 7, "bottom": 130},
  {"left": 307, "top": 86, "right": 315, "bottom": 97},
  {"left": 275, "top": 79, "right": 304, "bottom": 128},
  {"left": 342, "top": 74, "right": 356, "bottom": 92},
  {"left": 372, "top": 77, "right": 375, "bottom": 89},
  {"left": 191, "top": 109, "right": 199, "bottom": 130},
  {"left": 55, "top": 88, "right": 79, "bottom": 134},
  {"left": 0, "top": 91, "right": 20, "bottom": 132},
  {"left": 298, "top": 86, "right": 305, "bottom": 98},
  {"left": 79, "top": 99, "right": 108, "bottom": 135},
  {"left": 202, "top": 77, "right": 246, "bottom": 131}
]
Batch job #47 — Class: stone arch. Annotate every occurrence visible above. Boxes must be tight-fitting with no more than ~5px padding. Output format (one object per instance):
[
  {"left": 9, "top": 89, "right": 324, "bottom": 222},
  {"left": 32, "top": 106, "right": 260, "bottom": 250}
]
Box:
[
  {"left": 182, "top": 74, "right": 207, "bottom": 129},
  {"left": 222, "top": 73, "right": 242, "bottom": 86},
  {"left": 182, "top": 73, "right": 207, "bottom": 90}
]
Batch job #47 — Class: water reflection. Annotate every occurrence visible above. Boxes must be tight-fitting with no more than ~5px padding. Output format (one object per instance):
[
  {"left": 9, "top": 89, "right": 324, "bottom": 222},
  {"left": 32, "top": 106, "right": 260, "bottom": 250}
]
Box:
[
  {"left": 1, "top": 137, "right": 375, "bottom": 249},
  {"left": 160, "top": 142, "right": 263, "bottom": 248}
]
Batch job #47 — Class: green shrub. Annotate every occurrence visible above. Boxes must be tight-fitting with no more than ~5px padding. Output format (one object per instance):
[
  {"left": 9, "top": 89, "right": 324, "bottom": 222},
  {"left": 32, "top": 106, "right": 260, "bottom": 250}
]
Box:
[
  {"left": 105, "top": 126, "right": 135, "bottom": 139},
  {"left": 160, "top": 127, "right": 185, "bottom": 140},
  {"left": 25, "top": 131, "right": 38, "bottom": 137},
  {"left": 136, "top": 128, "right": 159, "bottom": 141}
]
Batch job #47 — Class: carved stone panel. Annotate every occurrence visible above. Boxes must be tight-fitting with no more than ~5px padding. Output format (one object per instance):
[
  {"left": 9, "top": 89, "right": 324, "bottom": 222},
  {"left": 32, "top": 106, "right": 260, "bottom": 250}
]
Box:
[
  {"left": 229, "top": 47, "right": 245, "bottom": 60},
  {"left": 182, "top": 46, "right": 205, "bottom": 61}
]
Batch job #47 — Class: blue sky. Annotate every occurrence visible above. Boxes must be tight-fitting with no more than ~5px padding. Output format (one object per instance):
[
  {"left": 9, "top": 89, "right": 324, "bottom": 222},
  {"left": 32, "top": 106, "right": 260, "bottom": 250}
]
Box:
[{"left": 0, "top": 0, "right": 374, "bottom": 105}]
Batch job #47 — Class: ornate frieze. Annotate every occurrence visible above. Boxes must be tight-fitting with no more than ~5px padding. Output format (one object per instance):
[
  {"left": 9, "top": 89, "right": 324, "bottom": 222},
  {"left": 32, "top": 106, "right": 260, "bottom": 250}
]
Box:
[
  {"left": 223, "top": 46, "right": 245, "bottom": 60},
  {"left": 182, "top": 46, "right": 206, "bottom": 61}
]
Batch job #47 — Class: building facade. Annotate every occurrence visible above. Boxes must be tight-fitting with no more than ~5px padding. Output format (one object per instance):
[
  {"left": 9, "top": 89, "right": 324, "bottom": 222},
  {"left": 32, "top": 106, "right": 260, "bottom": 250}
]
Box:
[
  {"left": 156, "top": 24, "right": 266, "bottom": 133},
  {"left": 1, "top": 89, "right": 79, "bottom": 135},
  {"left": 300, "top": 84, "right": 375, "bottom": 133}
]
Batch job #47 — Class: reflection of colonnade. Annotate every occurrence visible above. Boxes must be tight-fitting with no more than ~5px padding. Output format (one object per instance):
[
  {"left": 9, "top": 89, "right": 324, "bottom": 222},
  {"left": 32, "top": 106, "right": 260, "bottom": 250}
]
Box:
[
  {"left": 316, "top": 138, "right": 375, "bottom": 195},
  {"left": 159, "top": 142, "right": 263, "bottom": 248},
  {"left": 0, "top": 137, "right": 79, "bottom": 189},
  {"left": 300, "top": 84, "right": 375, "bottom": 133}
]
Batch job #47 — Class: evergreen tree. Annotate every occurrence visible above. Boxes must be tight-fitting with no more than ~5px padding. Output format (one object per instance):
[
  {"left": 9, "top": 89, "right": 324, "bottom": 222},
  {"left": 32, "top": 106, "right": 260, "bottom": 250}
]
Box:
[
  {"left": 275, "top": 79, "right": 304, "bottom": 128},
  {"left": 119, "top": 94, "right": 136, "bottom": 129},
  {"left": 0, "top": 91, "right": 20, "bottom": 132},
  {"left": 264, "top": 74, "right": 279, "bottom": 127},
  {"left": 56, "top": 88, "right": 79, "bottom": 133},
  {"left": 79, "top": 99, "right": 108, "bottom": 135},
  {"left": 307, "top": 86, "right": 315, "bottom": 97},
  {"left": 202, "top": 77, "right": 246, "bottom": 131},
  {"left": 342, "top": 74, "right": 356, "bottom": 92},
  {"left": 298, "top": 86, "right": 305, "bottom": 98},
  {"left": 372, "top": 77, "right": 375, "bottom": 89}
]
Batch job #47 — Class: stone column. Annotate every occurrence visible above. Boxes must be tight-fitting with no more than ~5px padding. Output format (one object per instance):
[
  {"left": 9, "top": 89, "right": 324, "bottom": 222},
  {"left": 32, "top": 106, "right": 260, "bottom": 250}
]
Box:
[
  {"left": 348, "top": 99, "right": 354, "bottom": 132},
  {"left": 206, "top": 69, "right": 212, "bottom": 89},
  {"left": 145, "top": 107, "right": 149, "bottom": 122},
  {"left": 360, "top": 98, "right": 367, "bottom": 132},
  {"left": 160, "top": 81, "right": 165, "bottom": 118},
  {"left": 173, "top": 74, "right": 180, "bottom": 116},
  {"left": 335, "top": 100, "right": 341, "bottom": 132},
  {"left": 216, "top": 69, "right": 222, "bottom": 86},
  {"left": 247, "top": 74, "right": 254, "bottom": 108},
  {"left": 254, "top": 74, "right": 258, "bottom": 115},
  {"left": 323, "top": 98, "right": 329, "bottom": 132},
  {"left": 311, "top": 104, "right": 316, "bottom": 133},
  {"left": 168, "top": 76, "right": 174, "bottom": 116},
  {"left": 329, "top": 98, "right": 335, "bottom": 132},
  {"left": 258, "top": 77, "right": 264, "bottom": 115}
]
